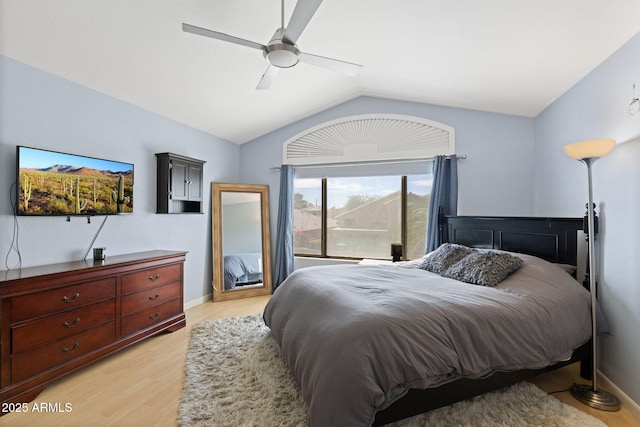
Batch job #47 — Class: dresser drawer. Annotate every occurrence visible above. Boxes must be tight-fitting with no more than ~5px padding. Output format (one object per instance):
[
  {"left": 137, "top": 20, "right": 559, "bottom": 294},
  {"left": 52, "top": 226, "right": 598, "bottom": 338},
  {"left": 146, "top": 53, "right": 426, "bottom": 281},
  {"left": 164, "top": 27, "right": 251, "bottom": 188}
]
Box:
[
  {"left": 11, "top": 322, "right": 116, "bottom": 383},
  {"left": 121, "top": 282, "right": 181, "bottom": 315},
  {"left": 120, "top": 298, "right": 182, "bottom": 337},
  {"left": 11, "top": 278, "right": 116, "bottom": 323},
  {"left": 11, "top": 300, "right": 116, "bottom": 354},
  {"left": 121, "top": 264, "right": 182, "bottom": 294}
]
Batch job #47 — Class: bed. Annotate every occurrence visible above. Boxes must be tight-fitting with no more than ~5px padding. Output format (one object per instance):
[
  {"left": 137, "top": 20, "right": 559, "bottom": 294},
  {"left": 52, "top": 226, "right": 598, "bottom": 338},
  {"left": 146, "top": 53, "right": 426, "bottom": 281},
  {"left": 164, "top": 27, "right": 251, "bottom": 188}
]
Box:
[
  {"left": 223, "top": 252, "right": 263, "bottom": 290},
  {"left": 263, "top": 216, "right": 593, "bottom": 426}
]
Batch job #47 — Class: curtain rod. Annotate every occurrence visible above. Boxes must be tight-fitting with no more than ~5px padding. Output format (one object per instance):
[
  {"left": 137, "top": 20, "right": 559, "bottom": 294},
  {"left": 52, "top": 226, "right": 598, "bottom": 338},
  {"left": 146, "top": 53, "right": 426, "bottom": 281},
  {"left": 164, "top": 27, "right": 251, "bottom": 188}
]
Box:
[{"left": 269, "top": 154, "right": 466, "bottom": 171}]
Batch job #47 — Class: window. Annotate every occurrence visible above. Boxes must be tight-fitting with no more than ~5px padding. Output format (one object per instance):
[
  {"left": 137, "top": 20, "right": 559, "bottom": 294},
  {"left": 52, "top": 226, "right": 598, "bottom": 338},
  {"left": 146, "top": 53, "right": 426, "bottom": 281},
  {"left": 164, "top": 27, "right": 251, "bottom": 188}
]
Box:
[
  {"left": 293, "top": 173, "right": 432, "bottom": 260},
  {"left": 327, "top": 176, "right": 402, "bottom": 259},
  {"left": 293, "top": 178, "right": 322, "bottom": 256}
]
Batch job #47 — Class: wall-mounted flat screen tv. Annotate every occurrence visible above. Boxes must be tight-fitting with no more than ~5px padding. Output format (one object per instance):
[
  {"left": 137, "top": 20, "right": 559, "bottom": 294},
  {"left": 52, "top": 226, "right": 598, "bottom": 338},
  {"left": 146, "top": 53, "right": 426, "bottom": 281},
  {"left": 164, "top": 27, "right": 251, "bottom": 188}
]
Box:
[{"left": 17, "top": 146, "right": 134, "bottom": 216}]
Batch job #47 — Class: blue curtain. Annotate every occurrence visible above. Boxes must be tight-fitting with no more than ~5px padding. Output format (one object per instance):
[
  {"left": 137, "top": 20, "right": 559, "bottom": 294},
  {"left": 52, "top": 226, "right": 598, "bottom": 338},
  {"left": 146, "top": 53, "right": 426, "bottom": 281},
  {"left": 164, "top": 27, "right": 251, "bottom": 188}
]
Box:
[
  {"left": 425, "top": 155, "right": 458, "bottom": 253},
  {"left": 273, "top": 164, "right": 294, "bottom": 290}
]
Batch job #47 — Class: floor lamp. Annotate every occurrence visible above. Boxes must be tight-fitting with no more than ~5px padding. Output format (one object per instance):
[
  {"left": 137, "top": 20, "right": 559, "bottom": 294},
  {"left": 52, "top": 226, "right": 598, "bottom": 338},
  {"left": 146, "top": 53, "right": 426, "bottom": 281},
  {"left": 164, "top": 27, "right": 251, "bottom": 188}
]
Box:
[{"left": 563, "top": 139, "right": 620, "bottom": 411}]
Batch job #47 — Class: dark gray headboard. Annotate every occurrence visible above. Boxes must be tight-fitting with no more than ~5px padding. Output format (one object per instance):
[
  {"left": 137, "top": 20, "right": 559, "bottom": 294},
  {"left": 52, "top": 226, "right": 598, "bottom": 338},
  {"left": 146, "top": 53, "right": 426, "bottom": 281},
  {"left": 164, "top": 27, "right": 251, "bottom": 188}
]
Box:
[{"left": 440, "top": 216, "right": 584, "bottom": 266}]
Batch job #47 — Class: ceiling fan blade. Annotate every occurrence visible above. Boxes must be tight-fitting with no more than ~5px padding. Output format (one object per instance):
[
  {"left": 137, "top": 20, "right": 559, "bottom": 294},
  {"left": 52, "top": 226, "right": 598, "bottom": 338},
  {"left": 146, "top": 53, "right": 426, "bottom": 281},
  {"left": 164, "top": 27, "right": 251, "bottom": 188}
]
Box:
[
  {"left": 256, "top": 65, "right": 280, "bottom": 90},
  {"left": 182, "top": 23, "right": 266, "bottom": 51},
  {"left": 282, "top": 0, "right": 323, "bottom": 44},
  {"left": 299, "top": 52, "right": 363, "bottom": 77}
]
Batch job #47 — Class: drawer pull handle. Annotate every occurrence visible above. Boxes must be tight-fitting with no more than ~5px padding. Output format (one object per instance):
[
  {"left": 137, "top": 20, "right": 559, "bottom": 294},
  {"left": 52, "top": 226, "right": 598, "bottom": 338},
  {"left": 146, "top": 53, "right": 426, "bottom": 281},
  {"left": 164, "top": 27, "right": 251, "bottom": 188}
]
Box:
[
  {"left": 149, "top": 293, "right": 160, "bottom": 300},
  {"left": 62, "top": 342, "right": 80, "bottom": 353},
  {"left": 148, "top": 274, "right": 160, "bottom": 281},
  {"left": 63, "top": 317, "right": 81, "bottom": 328},
  {"left": 149, "top": 312, "right": 160, "bottom": 320},
  {"left": 62, "top": 293, "right": 80, "bottom": 303}
]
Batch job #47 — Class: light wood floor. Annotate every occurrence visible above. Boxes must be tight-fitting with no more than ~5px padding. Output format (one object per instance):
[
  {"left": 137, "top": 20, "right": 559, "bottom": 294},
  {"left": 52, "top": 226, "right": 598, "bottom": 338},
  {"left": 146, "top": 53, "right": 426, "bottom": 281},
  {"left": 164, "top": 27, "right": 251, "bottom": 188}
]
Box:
[{"left": 1, "top": 295, "right": 637, "bottom": 426}]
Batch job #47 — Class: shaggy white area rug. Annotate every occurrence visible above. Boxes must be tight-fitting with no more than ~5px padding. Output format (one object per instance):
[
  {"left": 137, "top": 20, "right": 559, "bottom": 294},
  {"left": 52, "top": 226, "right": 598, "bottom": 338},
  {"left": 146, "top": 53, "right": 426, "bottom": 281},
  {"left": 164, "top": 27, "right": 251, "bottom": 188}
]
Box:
[{"left": 178, "top": 314, "right": 606, "bottom": 427}]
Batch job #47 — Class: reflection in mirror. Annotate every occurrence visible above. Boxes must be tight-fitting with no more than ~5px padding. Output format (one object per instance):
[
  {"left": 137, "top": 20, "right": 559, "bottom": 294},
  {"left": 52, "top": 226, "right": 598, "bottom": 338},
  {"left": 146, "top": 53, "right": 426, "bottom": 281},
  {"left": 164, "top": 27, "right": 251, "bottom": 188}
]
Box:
[
  {"left": 212, "top": 182, "right": 272, "bottom": 301},
  {"left": 221, "top": 192, "right": 262, "bottom": 289}
]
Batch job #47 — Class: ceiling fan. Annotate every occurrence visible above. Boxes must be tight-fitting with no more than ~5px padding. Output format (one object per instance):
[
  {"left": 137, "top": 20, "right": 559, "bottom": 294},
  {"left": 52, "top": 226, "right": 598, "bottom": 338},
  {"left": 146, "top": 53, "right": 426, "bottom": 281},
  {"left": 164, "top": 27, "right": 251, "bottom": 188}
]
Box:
[{"left": 182, "top": 0, "right": 363, "bottom": 90}]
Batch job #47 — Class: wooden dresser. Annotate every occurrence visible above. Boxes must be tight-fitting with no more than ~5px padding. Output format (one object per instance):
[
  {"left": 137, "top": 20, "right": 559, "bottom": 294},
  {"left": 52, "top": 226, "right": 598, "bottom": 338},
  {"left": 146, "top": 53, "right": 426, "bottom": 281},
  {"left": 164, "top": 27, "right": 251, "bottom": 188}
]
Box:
[{"left": 0, "top": 250, "right": 187, "bottom": 406}]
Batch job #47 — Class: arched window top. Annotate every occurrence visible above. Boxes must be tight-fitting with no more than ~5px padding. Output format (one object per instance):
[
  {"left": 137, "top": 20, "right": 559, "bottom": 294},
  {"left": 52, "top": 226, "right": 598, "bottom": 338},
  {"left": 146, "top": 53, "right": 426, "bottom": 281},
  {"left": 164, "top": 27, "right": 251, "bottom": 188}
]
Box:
[{"left": 282, "top": 114, "right": 455, "bottom": 166}]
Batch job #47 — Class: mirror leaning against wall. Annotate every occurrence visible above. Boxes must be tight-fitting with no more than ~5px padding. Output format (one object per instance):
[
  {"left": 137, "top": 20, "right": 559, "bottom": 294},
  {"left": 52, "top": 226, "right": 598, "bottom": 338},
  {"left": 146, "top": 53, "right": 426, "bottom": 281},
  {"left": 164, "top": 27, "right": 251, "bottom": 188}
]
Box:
[{"left": 212, "top": 182, "right": 272, "bottom": 301}]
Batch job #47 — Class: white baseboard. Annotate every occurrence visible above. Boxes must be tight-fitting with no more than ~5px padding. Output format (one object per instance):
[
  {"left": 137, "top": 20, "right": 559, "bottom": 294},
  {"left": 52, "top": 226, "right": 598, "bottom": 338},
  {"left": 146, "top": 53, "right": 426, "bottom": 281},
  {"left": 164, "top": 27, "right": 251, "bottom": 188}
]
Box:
[
  {"left": 185, "top": 293, "right": 212, "bottom": 310},
  {"left": 598, "top": 370, "right": 640, "bottom": 419}
]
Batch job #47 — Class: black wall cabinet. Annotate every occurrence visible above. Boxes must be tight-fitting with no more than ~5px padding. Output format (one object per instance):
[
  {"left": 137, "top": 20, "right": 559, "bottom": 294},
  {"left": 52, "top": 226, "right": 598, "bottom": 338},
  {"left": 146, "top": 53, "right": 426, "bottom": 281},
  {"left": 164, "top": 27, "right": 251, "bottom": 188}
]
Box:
[{"left": 156, "top": 153, "right": 205, "bottom": 214}]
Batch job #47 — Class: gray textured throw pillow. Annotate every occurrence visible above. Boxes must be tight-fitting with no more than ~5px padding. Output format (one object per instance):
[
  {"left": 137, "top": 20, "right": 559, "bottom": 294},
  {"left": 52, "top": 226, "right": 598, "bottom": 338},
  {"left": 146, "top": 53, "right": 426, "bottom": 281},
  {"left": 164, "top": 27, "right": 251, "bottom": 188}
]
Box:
[
  {"left": 442, "top": 250, "right": 524, "bottom": 287},
  {"left": 420, "top": 243, "right": 475, "bottom": 274}
]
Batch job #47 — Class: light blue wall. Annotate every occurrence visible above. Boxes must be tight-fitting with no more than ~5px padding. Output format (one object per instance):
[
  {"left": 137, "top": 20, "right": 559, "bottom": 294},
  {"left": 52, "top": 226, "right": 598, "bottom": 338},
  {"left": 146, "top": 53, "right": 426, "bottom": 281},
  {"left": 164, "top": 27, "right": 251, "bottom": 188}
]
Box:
[
  {"left": 534, "top": 33, "right": 640, "bottom": 406},
  {"left": 240, "top": 96, "right": 537, "bottom": 253},
  {"left": 0, "top": 55, "right": 240, "bottom": 304}
]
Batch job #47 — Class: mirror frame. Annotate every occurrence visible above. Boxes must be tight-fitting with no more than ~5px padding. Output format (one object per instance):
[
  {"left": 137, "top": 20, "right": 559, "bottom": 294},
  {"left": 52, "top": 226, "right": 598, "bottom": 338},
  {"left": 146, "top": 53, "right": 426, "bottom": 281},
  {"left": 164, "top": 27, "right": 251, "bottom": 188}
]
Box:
[{"left": 212, "top": 182, "right": 272, "bottom": 301}]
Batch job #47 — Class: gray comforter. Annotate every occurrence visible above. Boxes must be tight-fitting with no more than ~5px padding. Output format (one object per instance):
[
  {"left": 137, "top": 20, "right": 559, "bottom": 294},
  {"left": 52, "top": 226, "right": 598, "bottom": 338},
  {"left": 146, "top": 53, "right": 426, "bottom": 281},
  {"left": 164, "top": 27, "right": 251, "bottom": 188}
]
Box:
[{"left": 263, "top": 254, "right": 592, "bottom": 426}]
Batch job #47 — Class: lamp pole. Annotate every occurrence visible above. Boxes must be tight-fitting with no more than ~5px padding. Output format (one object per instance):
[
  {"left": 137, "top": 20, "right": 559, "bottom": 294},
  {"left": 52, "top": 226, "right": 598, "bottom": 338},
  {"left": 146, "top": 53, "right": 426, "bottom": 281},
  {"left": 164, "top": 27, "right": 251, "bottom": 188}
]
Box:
[
  {"left": 584, "top": 157, "right": 598, "bottom": 391},
  {"left": 567, "top": 155, "right": 620, "bottom": 411}
]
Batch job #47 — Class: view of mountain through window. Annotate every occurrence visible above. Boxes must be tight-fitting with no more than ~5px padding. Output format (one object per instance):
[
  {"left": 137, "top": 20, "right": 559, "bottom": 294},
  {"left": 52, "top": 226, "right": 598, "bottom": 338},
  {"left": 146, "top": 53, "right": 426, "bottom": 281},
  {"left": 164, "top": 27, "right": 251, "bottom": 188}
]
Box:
[{"left": 293, "top": 174, "right": 432, "bottom": 260}]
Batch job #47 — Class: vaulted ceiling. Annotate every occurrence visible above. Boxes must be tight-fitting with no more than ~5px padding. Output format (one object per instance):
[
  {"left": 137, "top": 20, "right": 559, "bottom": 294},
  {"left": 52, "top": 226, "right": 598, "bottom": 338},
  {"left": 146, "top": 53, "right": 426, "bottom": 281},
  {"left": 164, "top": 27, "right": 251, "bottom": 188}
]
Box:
[{"left": 1, "top": 1, "right": 639, "bottom": 144}]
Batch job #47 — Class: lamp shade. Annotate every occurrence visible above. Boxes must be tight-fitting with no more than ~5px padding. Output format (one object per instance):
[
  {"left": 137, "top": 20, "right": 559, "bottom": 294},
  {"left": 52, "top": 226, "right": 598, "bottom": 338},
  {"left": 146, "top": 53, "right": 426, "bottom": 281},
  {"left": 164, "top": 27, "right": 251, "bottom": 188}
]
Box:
[{"left": 563, "top": 139, "right": 616, "bottom": 160}]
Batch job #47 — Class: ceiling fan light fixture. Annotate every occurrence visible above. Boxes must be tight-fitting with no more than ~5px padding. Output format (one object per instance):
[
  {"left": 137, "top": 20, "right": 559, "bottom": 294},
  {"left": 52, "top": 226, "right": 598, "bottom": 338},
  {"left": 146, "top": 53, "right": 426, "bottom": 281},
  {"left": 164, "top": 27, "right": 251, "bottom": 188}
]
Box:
[{"left": 264, "top": 43, "right": 300, "bottom": 68}]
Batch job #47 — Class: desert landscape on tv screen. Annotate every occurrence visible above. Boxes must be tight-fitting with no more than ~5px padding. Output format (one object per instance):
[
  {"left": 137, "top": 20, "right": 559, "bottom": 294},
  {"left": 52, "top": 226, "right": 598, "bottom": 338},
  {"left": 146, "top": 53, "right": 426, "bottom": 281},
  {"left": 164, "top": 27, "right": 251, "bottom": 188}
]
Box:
[{"left": 18, "top": 148, "right": 133, "bottom": 216}]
